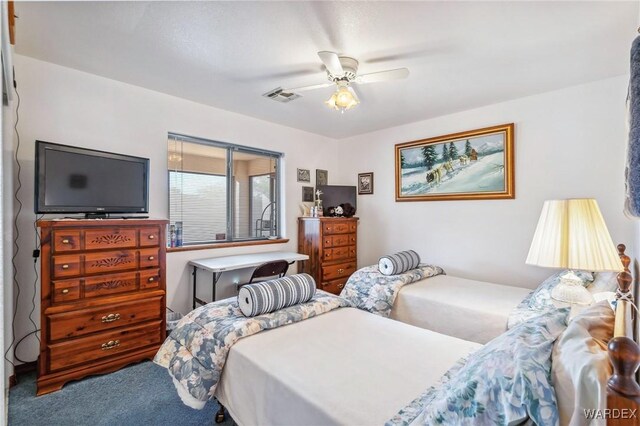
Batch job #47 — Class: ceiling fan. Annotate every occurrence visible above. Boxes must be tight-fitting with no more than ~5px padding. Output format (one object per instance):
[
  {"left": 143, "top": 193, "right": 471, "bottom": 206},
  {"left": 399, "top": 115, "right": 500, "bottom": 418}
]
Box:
[{"left": 264, "top": 51, "right": 410, "bottom": 113}]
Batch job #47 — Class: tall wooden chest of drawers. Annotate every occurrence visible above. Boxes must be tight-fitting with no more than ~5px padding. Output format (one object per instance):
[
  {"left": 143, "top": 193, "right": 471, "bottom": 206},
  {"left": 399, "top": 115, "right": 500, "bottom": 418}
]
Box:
[
  {"left": 298, "top": 217, "right": 358, "bottom": 294},
  {"left": 37, "top": 219, "right": 168, "bottom": 395}
]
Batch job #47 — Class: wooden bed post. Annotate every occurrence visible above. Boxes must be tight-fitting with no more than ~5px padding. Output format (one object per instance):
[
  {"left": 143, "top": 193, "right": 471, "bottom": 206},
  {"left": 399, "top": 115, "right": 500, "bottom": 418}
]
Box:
[{"left": 606, "top": 244, "right": 640, "bottom": 425}]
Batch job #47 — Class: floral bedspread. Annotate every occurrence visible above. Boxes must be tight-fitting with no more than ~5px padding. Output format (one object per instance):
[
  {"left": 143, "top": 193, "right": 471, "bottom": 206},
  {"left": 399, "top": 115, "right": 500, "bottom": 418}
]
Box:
[
  {"left": 387, "top": 307, "right": 569, "bottom": 426},
  {"left": 340, "top": 264, "right": 444, "bottom": 317},
  {"left": 154, "top": 291, "right": 351, "bottom": 408}
]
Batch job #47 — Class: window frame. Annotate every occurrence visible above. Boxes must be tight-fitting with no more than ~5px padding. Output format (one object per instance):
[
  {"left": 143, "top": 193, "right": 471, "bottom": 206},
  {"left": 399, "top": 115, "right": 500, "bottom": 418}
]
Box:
[{"left": 168, "top": 133, "right": 283, "bottom": 247}]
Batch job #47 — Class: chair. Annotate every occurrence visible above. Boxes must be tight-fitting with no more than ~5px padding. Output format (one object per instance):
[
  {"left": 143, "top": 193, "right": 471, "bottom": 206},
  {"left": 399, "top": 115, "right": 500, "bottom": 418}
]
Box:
[{"left": 238, "top": 260, "right": 290, "bottom": 289}]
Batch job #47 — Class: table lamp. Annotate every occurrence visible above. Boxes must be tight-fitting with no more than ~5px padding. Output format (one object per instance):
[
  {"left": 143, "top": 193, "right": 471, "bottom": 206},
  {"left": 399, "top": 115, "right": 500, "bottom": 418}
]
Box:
[{"left": 526, "top": 199, "right": 623, "bottom": 304}]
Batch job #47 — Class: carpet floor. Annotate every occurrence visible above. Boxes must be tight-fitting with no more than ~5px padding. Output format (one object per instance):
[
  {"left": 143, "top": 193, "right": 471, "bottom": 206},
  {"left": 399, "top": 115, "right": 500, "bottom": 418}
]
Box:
[{"left": 9, "top": 361, "right": 234, "bottom": 426}]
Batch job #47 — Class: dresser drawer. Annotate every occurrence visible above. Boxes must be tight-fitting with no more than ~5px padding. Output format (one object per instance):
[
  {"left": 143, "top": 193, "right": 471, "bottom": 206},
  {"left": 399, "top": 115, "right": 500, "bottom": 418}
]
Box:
[
  {"left": 84, "top": 228, "right": 137, "bottom": 250},
  {"left": 139, "top": 248, "right": 159, "bottom": 269},
  {"left": 52, "top": 231, "right": 81, "bottom": 253},
  {"left": 52, "top": 279, "right": 81, "bottom": 304},
  {"left": 322, "top": 261, "right": 356, "bottom": 281},
  {"left": 323, "top": 246, "right": 354, "bottom": 262},
  {"left": 52, "top": 255, "right": 82, "bottom": 279},
  {"left": 332, "top": 234, "right": 354, "bottom": 247},
  {"left": 139, "top": 269, "right": 161, "bottom": 290},
  {"left": 47, "top": 321, "right": 163, "bottom": 372},
  {"left": 321, "top": 278, "right": 347, "bottom": 295},
  {"left": 84, "top": 250, "right": 137, "bottom": 275},
  {"left": 84, "top": 271, "right": 138, "bottom": 298},
  {"left": 140, "top": 227, "right": 160, "bottom": 247},
  {"left": 47, "top": 297, "right": 163, "bottom": 341},
  {"left": 322, "top": 221, "right": 352, "bottom": 235}
]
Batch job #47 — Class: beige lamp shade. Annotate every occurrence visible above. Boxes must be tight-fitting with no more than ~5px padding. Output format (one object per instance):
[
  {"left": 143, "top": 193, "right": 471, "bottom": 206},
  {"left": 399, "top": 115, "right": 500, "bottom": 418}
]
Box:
[{"left": 526, "top": 199, "right": 623, "bottom": 272}]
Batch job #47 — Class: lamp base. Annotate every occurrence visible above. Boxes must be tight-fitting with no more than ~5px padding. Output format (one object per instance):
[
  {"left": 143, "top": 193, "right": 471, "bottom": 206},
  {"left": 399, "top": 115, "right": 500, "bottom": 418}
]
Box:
[{"left": 550, "top": 271, "right": 594, "bottom": 305}]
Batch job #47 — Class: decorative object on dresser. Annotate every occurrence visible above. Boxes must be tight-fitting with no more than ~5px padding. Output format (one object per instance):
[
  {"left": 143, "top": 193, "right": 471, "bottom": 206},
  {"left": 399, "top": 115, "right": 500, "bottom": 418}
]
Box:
[
  {"left": 358, "top": 172, "right": 374, "bottom": 195},
  {"left": 37, "top": 219, "right": 168, "bottom": 395},
  {"left": 298, "top": 217, "right": 358, "bottom": 295},
  {"left": 395, "top": 123, "right": 515, "bottom": 202}
]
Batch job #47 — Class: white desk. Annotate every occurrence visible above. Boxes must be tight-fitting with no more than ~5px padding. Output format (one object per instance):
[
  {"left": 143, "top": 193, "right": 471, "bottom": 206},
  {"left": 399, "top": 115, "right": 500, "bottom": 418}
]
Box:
[{"left": 189, "top": 251, "right": 309, "bottom": 308}]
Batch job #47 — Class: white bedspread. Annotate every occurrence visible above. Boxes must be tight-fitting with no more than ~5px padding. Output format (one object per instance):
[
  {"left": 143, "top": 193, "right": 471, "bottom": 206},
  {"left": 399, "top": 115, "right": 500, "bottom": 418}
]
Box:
[
  {"left": 215, "top": 307, "right": 480, "bottom": 426},
  {"left": 391, "top": 275, "right": 531, "bottom": 344}
]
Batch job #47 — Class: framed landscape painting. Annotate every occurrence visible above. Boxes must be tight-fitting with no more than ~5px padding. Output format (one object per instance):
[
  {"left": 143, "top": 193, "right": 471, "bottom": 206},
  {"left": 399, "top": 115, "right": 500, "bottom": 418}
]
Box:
[{"left": 395, "top": 123, "right": 515, "bottom": 201}]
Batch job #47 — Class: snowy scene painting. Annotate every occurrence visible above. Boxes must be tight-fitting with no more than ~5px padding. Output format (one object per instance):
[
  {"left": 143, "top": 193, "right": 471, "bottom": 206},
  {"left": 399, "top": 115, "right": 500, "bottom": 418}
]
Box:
[{"left": 395, "top": 124, "right": 515, "bottom": 201}]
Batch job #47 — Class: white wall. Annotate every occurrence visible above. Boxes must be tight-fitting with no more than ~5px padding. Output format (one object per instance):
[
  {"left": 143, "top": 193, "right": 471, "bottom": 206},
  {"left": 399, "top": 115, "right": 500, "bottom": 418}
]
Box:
[
  {"left": 11, "top": 54, "right": 343, "bottom": 361},
  {"left": 1, "top": 2, "right": 14, "bottom": 420},
  {"left": 1, "top": 64, "right": 11, "bottom": 426},
  {"left": 334, "top": 75, "right": 634, "bottom": 289}
]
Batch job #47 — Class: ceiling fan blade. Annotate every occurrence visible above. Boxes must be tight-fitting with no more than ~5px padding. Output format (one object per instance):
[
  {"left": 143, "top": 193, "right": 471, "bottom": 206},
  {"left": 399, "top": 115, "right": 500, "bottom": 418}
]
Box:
[
  {"left": 318, "top": 51, "right": 344, "bottom": 76},
  {"left": 284, "top": 82, "right": 334, "bottom": 93},
  {"left": 356, "top": 68, "right": 410, "bottom": 84},
  {"left": 347, "top": 86, "right": 360, "bottom": 102}
]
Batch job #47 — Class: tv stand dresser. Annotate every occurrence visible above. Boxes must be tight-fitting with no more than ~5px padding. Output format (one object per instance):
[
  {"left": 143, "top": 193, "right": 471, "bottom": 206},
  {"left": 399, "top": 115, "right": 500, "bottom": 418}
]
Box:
[{"left": 36, "top": 219, "right": 168, "bottom": 395}]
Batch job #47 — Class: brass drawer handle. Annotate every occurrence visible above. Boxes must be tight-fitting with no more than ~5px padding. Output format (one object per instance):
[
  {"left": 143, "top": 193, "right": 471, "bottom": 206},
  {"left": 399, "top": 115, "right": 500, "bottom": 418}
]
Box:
[
  {"left": 148, "top": 256, "right": 155, "bottom": 260},
  {"left": 61, "top": 289, "right": 70, "bottom": 295},
  {"left": 338, "top": 283, "right": 345, "bottom": 289},
  {"left": 337, "top": 268, "right": 344, "bottom": 274},
  {"left": 61, "top": 239, "right": 70, "bottom": 244},
  {"left": 101, "top": 340, "right": 120, "bottom": 351},
  {"left": 61, "top": 264, "right": 69, "bottom": 270},
  {"left": 101, "top": 313, "right": 121, "bottom": 323},
  {"left": 148, "top": 277, "right": 155, "bottom": 282},
  {"left": 148, "top": 235, "right": 155, "bottom": 240}
]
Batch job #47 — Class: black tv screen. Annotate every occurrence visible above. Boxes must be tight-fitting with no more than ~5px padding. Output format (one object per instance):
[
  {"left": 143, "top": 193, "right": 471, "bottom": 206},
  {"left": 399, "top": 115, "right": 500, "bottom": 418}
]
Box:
[
  {"left": 317, "top": 185, "right": 357, "bottom": 216},
  {"left": 35, "top": 141, "right": 149, "bottom": 214}
]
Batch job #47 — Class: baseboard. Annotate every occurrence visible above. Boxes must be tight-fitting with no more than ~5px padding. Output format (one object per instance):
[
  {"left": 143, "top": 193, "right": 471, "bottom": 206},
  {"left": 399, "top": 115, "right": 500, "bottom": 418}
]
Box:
[{"left": 9, "top": 361, "right": 37, "bottom": 388}]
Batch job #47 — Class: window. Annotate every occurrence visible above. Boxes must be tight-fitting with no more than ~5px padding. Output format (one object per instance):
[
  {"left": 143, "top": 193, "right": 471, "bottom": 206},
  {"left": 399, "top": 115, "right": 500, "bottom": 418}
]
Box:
[{"left": 168, "top": 134, "right": 282, "bottom": 246}]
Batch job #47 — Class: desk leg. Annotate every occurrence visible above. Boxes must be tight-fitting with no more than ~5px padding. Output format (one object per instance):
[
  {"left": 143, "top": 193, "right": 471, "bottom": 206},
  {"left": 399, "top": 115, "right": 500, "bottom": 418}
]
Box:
[
  {"left": 212, "top": 272, "right": 220, "bottom": 302},
  {"left": 192, "top": 266, "right": 198, "bottom": 310}
]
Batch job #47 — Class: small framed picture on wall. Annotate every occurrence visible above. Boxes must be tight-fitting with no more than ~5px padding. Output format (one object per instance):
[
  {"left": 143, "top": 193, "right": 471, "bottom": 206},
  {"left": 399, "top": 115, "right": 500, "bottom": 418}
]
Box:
[
  {"left": 316, "top": 169, "right": 328, "bottom": 187},
  {"left": 302, "top": 186, "right": 314, "bottom": 202},
  {"left": 358, "top": 172, "right": 374, "bottom": 195},
  {"left": 297, "top": 168, "right": 310, "bottom": 182}
]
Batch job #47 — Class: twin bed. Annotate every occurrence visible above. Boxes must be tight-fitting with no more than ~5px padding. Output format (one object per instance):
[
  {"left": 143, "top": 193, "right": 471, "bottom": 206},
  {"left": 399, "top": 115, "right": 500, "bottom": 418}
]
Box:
[
  {"left": 216, "top": 308, "right": 480, "bottom": 425},
  {"left": 390, "top": 274, "right": 530, "bottom": 344},
  {"left": 158, "top": 246, "right": 640, "bottom": 425}
]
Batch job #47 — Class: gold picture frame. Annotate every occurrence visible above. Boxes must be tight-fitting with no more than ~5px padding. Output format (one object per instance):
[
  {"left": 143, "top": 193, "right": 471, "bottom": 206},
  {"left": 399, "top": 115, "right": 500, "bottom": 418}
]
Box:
[{"left": 395, "top": 123, "right": 515, "bottom": 202}]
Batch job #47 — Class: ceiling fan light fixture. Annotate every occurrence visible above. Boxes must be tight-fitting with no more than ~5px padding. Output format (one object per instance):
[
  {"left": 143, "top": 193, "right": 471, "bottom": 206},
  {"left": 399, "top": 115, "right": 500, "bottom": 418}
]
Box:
[{"left": 325, "top": 85, "right": 359, "bottom": 113}]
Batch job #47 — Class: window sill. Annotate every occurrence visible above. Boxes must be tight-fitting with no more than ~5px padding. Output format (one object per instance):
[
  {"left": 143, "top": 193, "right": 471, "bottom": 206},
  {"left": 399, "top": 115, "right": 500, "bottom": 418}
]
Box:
[{"left": 166, "top": 238, "right": 290, "bottom": 253}]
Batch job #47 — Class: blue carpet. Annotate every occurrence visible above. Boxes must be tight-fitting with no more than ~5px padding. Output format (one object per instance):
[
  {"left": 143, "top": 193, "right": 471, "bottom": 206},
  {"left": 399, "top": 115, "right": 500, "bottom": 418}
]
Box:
[{"left": 9, "top": 361, "right": 233, "bottom": 426}]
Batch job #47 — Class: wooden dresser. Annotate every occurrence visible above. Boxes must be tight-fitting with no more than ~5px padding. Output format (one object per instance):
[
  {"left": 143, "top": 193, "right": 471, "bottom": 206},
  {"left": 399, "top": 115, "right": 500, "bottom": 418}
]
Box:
[
  {"left": 298, "top": 217, "right": 358, "bottom": 294},
  {"left": 37, "top": 219, "right": 168, "bottom": 395}
]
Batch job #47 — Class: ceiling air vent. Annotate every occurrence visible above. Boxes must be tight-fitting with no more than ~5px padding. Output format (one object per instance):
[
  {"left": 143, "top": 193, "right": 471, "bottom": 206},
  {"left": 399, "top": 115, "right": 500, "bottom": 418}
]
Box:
[{"left": 262, "top": 87, "right": 301, "bottom": 103}]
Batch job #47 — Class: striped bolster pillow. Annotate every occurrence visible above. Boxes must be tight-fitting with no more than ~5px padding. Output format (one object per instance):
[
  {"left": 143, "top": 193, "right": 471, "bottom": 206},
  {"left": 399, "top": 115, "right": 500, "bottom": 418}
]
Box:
[
  {"left": 378, "top": 250, "right": 421, "bottom": 276},
  {"left": 238, "top": 273, "right": 317, "bottom": 317}
]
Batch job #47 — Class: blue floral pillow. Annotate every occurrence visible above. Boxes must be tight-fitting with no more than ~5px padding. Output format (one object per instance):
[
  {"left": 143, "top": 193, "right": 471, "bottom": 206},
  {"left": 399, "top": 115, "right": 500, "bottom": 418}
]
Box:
[{"left": 388, "top": 307, "right": 570, "bottom": 426}]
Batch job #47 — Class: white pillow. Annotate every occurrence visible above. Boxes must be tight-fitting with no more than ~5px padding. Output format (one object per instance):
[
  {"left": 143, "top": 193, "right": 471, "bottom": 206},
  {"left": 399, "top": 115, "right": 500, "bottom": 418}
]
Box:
[
  {"left": 552, "top": 301, "right": 614, "bottom": 426},
  {"left": 588, "top": 272, "right": 619, "bottom": 294}
]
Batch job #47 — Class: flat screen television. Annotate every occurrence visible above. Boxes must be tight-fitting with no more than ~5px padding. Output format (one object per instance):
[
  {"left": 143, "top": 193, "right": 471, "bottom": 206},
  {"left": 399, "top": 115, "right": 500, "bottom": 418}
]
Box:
[
  {"left": 35, "top": 141, "right": 149, "bottom": 215},
  {"left": 317, "top": 185, "right": 357, "bottom": 216}
]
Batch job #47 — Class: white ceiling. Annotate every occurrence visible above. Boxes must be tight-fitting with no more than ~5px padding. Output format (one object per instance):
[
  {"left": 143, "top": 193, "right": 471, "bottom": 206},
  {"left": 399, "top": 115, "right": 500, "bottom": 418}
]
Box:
[{"left": 14, "top": 1, "right": 639, "bottom": 139}]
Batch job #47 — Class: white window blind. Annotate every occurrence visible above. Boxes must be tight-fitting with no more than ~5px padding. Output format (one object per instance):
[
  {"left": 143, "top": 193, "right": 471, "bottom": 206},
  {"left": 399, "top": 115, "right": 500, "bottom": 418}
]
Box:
[{"left": 169, "top": 171, "right": 227, "bottom": 244}]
